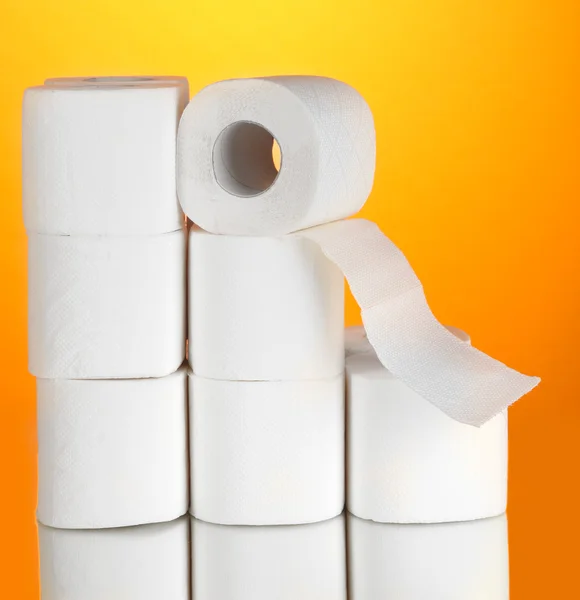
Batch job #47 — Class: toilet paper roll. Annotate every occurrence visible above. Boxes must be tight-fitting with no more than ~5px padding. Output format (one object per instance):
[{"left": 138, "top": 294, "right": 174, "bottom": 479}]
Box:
[
  {"left": 192, "top": 514, "right": 347, "bottom": 600},
  {"left": 37, "top": 367, "right": 188, "bottom": 529},
  {"left": 190, "top": 373, "right": 345, "bottom": 525},
  {"left": 23, "top": 79, "right": 187, "bottom": 235},
  {"left": 347, "top": 327, "right": 508, "bottom": 523},
  {"left": 39, "top": 517, "right": 190, "bottom": 600},
  {"left": 189, "top": 226, "right": 344, "bottom": 380},
  {"left": 347, "top": 513, "right": 509, "bottom": 600},
  {"left": 178, "top": 76, "right": 375, "bottom": 236},
  {"left": 28, "top": 229, "right": 186, "bottom": 379},
  {"left": 176, "top": 75, "right": 539, "bottom": 426}
]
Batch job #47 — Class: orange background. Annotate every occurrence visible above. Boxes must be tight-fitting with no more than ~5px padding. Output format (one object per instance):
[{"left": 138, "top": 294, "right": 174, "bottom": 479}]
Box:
[{"left": 1, "top": 0, "right": 578, "bottom": 597}]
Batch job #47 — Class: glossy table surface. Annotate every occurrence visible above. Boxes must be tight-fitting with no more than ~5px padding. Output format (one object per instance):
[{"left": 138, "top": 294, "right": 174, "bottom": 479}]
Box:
[{"left": 33, "top": 505, "right": 554, "bottom": 599}]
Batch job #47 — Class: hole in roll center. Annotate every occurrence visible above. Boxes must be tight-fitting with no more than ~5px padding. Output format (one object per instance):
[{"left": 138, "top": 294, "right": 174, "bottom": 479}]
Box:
[{"left": 212, "top": 121, "right": 281, "bottom": 198}]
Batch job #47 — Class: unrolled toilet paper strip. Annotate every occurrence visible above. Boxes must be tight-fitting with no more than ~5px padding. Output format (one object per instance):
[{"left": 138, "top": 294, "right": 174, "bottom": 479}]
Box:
[
  {"left": 299, "top": 219, "right": 540, "bottom": 426},
  {"left": 39, "top": 517, "right": 190, "bottom": 600}
]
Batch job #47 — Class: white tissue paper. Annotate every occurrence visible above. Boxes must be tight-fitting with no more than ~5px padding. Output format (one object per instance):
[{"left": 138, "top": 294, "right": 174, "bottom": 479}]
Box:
[
  {"left": 23, "top": 79, "right": 187, "bottom": 235},
  {"left": 39, "top": 517, "right": 190, "bottom": 600},
  {"left": 189, "top": 226, "right": 344, "bottom": 380},
  {"left": 37, "top": 367, "right": 188, "bottom": 529},
  {"left": 348, "top": 513, "right": 509, "bottom": 600},
  {"left": 347, "top": 327, "right": 508, "bottom": 523},
  {"left": 176, "top": 75, "right": 539, "bottom": 426},
  {"left": 28, "top": 229, "right": 186, "bottom": 379},
  {"left": 301, "top": 218, "right": 539, "bottom": 426},
  {"left": 192, "top": 514, "right": 347, "bottom": 600},
  {"left": 189, "top": 373, "right": 345, "bottom": 525},
  {"left": 178, "top": 76, "right": 375, "bottom": 236}
]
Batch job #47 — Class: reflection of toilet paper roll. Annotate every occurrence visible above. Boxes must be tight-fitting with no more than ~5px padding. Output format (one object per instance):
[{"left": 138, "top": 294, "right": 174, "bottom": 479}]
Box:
[
  {"left": 347, "top": 327, "right": 508, "bottom": 523},
  {"left": 347, "top": 513, "right": 509, "bottom": 600},
  {"left": 39, "top": 517, "right": 190, "bottom": 599},
  {"left": 23, "top": 79, "right": 187, "bottom": 235},
  {"left": 176, "top": 75, "right": 539, "bottom": 427},
  {"left": 189, "top": 226, "right": 344, "bottom": 380},
  {"left": 28, "top": 229, "right": 186, "bottom": 379},
  {"left": 178, "top": 76, "right": 375, "bottom": 236},
  {"left": 190, "top": 373, "right": 345, "bottom": 525},
  {"left": 37, "top": 367, "right": 188, "bottom": 529},
  {"left": 192, "top": 514, "right": 347, "bottom": 600}
]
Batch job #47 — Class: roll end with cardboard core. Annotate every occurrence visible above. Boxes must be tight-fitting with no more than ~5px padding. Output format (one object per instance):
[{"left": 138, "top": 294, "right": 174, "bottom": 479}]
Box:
[
  {"left": 177, "top": 75, "right": 376, "bottom": 235},
  {"left": 212, "top": 121, "right": 281, "bottom": 197}
]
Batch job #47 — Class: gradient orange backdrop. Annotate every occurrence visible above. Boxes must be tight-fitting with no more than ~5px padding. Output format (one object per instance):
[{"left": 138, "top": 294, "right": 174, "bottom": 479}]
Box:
[{"left": 1, "top": 0, "right": 579, "bottom": 597}]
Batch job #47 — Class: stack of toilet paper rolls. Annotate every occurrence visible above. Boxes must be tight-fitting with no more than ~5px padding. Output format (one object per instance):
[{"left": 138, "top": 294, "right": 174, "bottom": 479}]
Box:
[
  {"left": 25, "top": 71, "right": 519, "bottom": 530},
  {"left": 24, "top": 76, "right": 189, "bottom": 528},
  {"left": 177, "top": 76, "right": 380, "bottom": 525},
  {"left": 188, "top": 230, "right": 346, "bottom": 524},
  {"left": 178, "top": 75, "right": 512, "bottom": 526}
]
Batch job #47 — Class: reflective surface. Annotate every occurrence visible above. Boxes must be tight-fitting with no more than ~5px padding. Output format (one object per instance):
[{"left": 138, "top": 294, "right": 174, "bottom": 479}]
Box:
[{"left": 38, "top": 512, "right": 510, "bottom": 599}]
